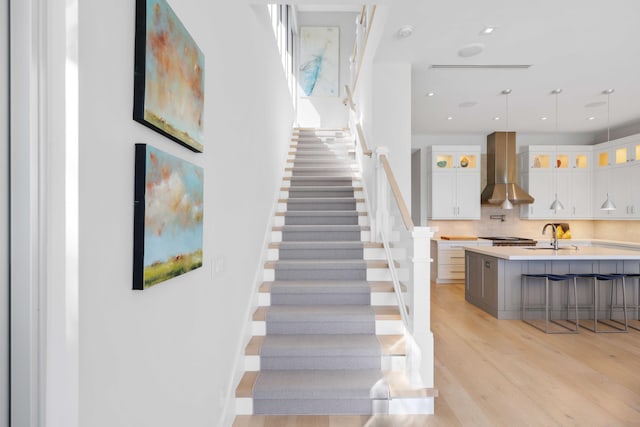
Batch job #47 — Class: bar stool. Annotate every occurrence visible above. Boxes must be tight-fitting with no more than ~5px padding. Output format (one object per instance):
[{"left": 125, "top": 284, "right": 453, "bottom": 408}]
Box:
[
  {"left": 575, "top": 273, "right": 628, "bottom": 333},
  {"left": 622, "top": 273, "right": 640, "bottom": 331},
  {"left": 521, "top": 273, "right": 579, "bottom": 334}
]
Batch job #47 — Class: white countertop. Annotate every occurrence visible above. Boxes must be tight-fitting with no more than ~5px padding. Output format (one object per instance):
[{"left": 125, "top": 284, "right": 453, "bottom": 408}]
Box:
[{"left": 464, "top": 245, "right": 640, "bottom": 261}]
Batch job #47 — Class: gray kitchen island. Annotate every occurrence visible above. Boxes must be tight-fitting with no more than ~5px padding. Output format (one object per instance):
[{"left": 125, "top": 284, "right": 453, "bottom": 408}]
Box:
[{"left": 464, "top": 245, "right": 640, "bottom": 319}]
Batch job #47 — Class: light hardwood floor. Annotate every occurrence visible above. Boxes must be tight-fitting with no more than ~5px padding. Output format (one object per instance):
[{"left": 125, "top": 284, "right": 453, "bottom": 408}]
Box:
[{"left": 233, "top": 282, "right": 640, "bottom": 427}]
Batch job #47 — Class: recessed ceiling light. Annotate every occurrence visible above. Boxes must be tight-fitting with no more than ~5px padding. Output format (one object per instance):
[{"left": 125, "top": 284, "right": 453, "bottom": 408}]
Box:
[
  {"left": 426, "top": 92, "right": 435, "bottom": 97},
  {"left": 493, "top": 116, "right": 500, "bottom": 121},
  {"left": 585, "top": 101, "right": 606, "bottom": 108},
  {"left": 459, "top": 101, "right": 477, "bottom": 108},
  {"left": 397, "top": 25, "right": 414, "bottom": 39},
  {"left": 602, "top": 88, "right": 615, "bottom": 95},
  {"left": 587, "top": 116, "right": 596, "bottom": 121},
  {"left": 540, "top": 116, "right": 548, "bottom": 121},
  {"left": 479, "top": 26, "right": 497, "bottom": 35},
  {"left": 458, "top": 43, "right": 484, "bottom": 58},
  {"left": 501, "top": 89, "right": 512, "bottom": 95},
  {"left": 447, "top": 116, "right": 453, "bottom": 121},
  {"left": 551, "top": 89, "right": 563, "bottom": 95}
]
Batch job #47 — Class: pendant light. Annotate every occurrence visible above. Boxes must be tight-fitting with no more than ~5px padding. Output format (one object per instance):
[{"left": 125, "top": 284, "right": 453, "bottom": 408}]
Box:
[
  {"left": 501, "top": 89, "right": 513, "bottom": 210},
  {"left": 600, "top": 89, "right": 617, "bottom": 211},
  {"left": 549, "top": 89, "right": 565, "bottom": 211}
]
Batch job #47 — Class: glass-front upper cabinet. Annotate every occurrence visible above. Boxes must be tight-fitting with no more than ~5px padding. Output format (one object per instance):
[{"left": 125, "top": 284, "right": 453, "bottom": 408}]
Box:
[
  {"left": 523, "top": 146, "right": 592, "bottom": 171},
  {"left": 431, "top": 147, "right": 479, "bottom": 171},
  {"left": 596, "top": 137, "right": 640, "bottom": 168}
]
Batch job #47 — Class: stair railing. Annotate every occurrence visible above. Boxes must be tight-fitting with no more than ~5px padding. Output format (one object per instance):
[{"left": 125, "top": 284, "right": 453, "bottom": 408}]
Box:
[
  {"left": 345, "top": 95, "right": 434, "bottom": 391},
  {"left": 349, "top": 5, "right": 376, "bottom": 97},
  {"left": 343, "top": 85, "right": 372, "bottom": 158},
  {"left": 344, "top": 4, "right": 435, "bottom": 394}
]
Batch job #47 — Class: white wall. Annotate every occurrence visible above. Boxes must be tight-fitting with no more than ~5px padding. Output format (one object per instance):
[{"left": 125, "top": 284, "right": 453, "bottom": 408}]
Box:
[
  {"left": 296, "top": 12, "right": 356, "bottom": 128},
  {"left": 0, "top": 0, "right": 8, "bottom": 425},
  {"left": 78, "top": 2, "right": 292, "bottom": 426},
  {"left": 373, "top": 63, "right": 412, "bottom": 210}
]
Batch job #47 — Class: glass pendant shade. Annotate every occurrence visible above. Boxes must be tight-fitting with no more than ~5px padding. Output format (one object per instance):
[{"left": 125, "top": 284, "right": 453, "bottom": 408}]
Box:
[
  {"left": 549, "top": 193, "right": 565, "bottom": 211},
  {"left": 501, "top": 196, "right": 513, "bottom": 210},
  {"left": 600, "top": 193, "right": 616, "bottom": 211}
]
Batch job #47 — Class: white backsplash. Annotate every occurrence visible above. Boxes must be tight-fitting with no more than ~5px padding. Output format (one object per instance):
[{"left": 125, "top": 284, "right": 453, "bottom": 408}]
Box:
[{"left": 429, "top": 205, "right": 597, "bottom": 242}]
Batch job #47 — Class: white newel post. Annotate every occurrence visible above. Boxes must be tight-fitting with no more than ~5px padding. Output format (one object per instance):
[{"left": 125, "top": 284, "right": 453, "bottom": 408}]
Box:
[
  {"left": 411, "top": 226, "right": 435, "bottom": 387},
  {"left": 375, "top": 147, "right": 389, "bottom": 244}
]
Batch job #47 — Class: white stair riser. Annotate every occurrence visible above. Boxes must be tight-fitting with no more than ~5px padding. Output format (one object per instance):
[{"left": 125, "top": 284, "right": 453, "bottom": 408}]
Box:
[
  {"left": 251, "top": 319, "right": 405, "bottom": 336},
  {"left": 263, "top": 266, "right": 389, "bottom": 281},
  {"left": 257, "top": 291, "right": 405, "bottom": 307},
  {"left": 367, "top": 268, "right": 392, "bottom": 281},
  {"left": 364, "top": 247, "right": 385, "bottom": 259},
  {"left": 235, "top": 398, "right": 253, "bottom": 416},
  {"left": 371, "top": 292, "right": 405, "bottom": 306}
]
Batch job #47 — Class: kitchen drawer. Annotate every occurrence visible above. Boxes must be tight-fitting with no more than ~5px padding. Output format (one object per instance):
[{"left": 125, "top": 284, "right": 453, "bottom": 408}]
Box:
[
  {"left": 438, "top": 267, "right": 465, "bottom": 280},
  {"left": 438, "top": 248, "right": 466, "bottom": 265}
]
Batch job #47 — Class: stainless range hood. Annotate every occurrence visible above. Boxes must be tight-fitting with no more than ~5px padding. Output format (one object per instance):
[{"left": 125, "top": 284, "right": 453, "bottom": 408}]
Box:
[{"left": 481, "top": 131, "right": 534, "bottom": 206}]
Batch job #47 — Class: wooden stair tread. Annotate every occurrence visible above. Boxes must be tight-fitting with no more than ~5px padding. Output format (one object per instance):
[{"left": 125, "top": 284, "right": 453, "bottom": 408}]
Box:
[
  {"left": 235, "top": 370, "right": 437, "bottom": 399},
  {"left": 236, "top": 371, "right": 258, "bottom": 398}
]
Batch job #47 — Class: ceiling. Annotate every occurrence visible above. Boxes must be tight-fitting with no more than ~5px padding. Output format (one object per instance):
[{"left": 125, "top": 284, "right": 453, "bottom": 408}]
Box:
[{"left": 370, "top": 0, "right": 640, "bottom": 136}]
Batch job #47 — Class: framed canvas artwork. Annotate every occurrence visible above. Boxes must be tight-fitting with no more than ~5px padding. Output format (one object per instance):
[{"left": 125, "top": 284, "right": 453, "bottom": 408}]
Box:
[
  {"left": 299, "top": 26, "right": 340, "bottom": 97},
  {"left": 133, "top": 144, "right": 203, "bottom": 290},
  {"left": 134, "top": 0, "right": 205, "bottom": 152}
]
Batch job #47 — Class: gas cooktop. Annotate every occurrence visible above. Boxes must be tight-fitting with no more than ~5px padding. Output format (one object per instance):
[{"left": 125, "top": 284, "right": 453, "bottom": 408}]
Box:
[{"left": 478, "top": 236, "right": 538, "bottom": 246}]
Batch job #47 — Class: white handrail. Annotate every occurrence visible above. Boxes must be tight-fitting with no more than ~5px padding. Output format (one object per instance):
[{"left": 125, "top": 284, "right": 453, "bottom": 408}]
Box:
[
  {"left": 380, "top": 154, "right": 414, "bottom": 231},
  {"left": 350, "top": 5, "right": 376, "bottom": 96},
  {"left": 343, "top": 85, "right": 372, "bottom": 157}
]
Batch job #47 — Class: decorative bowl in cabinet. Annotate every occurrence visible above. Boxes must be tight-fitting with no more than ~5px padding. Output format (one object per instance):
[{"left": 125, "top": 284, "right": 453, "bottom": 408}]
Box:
[
  {"left": 460, "top": 157, "right": 469, "bottom": 168},
  {"left": 437, "top": 160, "right": 447, "bottom": 168}
]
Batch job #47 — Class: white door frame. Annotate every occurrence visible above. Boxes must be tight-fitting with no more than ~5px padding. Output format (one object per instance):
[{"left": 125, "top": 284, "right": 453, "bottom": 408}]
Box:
[{"left": 9, "top": 0, "right": 79, "bottom": 426}]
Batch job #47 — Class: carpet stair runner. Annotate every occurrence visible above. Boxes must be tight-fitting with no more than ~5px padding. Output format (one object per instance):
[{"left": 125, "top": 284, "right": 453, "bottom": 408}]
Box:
[{"left": 235, "top": 128, "right": 426, "bottom": 416}]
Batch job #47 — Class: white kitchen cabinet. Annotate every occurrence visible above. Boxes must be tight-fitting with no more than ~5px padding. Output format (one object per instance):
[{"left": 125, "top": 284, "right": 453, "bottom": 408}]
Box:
[
  {"left": 430, "top": 239, "right": 492, "bottom": 284},
  {"left": 594, "top": 161, "right": 640, "bottom": 219},
  {"left": 427, "top": 146, "right": 481, "bottom": 220},
  {"left": 593, "top": 134, "right": 640, "bottom": 220},
  {"left": 519, "top": 145, "right": 593, "bottom": 219}
]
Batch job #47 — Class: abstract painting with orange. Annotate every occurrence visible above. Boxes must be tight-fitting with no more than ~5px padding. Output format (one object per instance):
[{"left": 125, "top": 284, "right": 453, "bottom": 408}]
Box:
[
  {"left": 134, "top": 0, "right": 204, "bottom": 152},
  {"left": 133, "top": 144, "right": 203, "bottom": 289}
]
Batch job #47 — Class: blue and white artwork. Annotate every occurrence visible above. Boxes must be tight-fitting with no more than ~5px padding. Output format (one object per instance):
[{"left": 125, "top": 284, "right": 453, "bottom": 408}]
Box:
[{"left": 299, "top": 27, "right": 339, "bottom": 97}]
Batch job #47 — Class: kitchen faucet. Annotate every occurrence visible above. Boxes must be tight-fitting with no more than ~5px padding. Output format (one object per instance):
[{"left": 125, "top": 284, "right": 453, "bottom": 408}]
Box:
[{"left": 542, "top": 223, "right": 559, "bottom": 250}]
